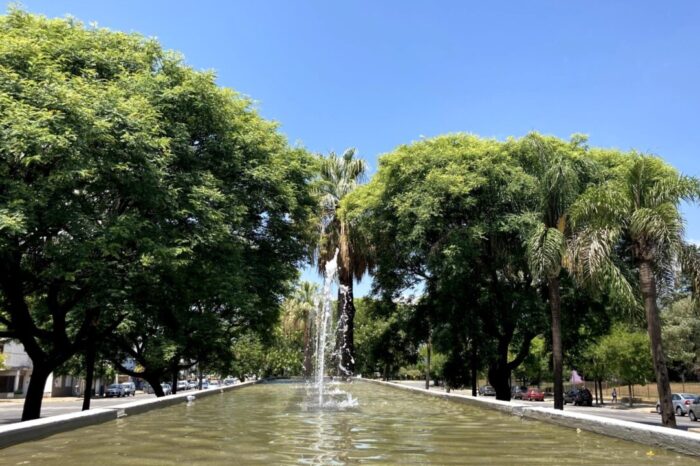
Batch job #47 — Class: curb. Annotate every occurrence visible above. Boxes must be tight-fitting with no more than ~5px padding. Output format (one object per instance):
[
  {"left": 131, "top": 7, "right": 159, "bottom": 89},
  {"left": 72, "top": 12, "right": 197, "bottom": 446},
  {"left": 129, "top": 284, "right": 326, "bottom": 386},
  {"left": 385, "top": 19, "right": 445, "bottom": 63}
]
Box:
[
  {"left": 359, "top": 378, "right": 700, "bottom": 457},
  {"left": 0, "top": 380, "right": 259, "bottom": 449}
]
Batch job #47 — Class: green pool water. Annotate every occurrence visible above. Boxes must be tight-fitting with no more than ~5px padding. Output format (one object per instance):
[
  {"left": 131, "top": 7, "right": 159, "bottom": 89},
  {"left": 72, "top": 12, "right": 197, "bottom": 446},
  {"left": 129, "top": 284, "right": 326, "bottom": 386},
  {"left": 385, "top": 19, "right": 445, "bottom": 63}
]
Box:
[{"left": 2, "top": 381, "right": 696, "bottom": 465}]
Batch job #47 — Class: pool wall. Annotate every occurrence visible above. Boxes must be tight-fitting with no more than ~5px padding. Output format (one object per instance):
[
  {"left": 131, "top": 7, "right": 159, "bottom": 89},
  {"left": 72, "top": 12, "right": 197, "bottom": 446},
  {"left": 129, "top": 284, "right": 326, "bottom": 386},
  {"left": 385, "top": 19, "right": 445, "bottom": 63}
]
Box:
[
  {"left": 359, "top": 378, "right": 700, "bottom": 457},
  {"left": 0, "top": 381, "right": 259, "bottom": 449}
]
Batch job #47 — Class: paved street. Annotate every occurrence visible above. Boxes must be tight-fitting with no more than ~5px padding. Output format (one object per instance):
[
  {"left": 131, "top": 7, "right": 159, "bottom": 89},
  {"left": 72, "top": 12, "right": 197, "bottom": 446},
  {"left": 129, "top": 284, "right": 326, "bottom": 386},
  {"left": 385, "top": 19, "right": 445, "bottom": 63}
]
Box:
[
  {"left": 0, "top": 393, "right": 157, "bottom": 425},
  {"left": 392, "top": 380, "right": 700, "bottom": 432}
]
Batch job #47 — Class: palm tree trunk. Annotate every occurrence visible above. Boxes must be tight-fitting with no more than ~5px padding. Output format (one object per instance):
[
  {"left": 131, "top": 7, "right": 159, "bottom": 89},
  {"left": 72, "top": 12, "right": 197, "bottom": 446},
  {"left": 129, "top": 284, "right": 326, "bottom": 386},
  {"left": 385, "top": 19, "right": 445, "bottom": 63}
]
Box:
[
  {"left": 336, "top": 276, "right": 355, "bottom": 377},
  {"left": 548, "top": 275, "right": 564, "bottom": 410},
  {"left": 639, "top": 260, "right": 676, "bottom": 427}
]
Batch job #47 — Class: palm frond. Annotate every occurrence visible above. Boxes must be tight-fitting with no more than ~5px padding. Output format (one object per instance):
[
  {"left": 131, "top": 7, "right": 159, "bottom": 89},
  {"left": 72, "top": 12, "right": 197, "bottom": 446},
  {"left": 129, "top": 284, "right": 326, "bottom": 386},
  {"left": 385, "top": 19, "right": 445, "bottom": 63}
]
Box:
[
  {"left": 568, "top": 226, "right": 641, "bottom": 314},
  {"left": 526, "top": 223, "right": 565, "bottom": 280},
  {"left": 569, "top": 181, "right": 628, "bottom": 231}
]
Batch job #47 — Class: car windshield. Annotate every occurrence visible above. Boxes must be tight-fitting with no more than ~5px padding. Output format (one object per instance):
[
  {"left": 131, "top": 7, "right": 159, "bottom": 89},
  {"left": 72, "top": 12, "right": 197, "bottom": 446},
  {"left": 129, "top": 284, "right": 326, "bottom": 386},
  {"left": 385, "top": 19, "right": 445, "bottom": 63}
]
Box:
[{"left": 108, "top": 384, "right": 119, "bottom": 389}]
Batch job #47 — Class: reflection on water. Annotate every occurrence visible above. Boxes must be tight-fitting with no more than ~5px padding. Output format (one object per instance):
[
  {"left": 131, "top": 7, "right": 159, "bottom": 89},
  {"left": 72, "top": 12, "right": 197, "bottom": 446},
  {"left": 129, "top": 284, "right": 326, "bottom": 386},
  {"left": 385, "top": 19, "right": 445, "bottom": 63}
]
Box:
[{"left": 2, "top": 381, "right": 697, "bottom": 465}]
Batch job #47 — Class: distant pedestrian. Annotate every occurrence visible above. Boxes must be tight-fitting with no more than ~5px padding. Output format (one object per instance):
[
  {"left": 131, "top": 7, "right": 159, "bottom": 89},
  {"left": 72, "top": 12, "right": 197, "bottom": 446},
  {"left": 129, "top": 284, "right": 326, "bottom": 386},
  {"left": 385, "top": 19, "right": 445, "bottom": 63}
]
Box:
[{"left": 612, "top": 387, "right": 617, "bottom": 404}]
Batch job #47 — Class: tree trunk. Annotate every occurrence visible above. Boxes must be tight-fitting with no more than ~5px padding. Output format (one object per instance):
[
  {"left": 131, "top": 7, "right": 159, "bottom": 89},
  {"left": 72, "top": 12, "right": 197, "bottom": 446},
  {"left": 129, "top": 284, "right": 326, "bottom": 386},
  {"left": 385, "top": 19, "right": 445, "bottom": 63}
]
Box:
[
  {"left": 639, "top": 260, "right": 676, "bottom": 427},
  {"left": 628, "top": 383, "right": 633, "bottom": 407},
  {"left": 425, "top": 327, "right": 432, "bottom": 391},
  {"left": 598, "top": 379, "right": 604, "bottom": 406},
  {"left": 171, "top": 370, "right": 178, "bottom": 395},
  {"left": 470, "top": 342, "right": 478, "bottom": 397},
  {"left": 82, "top": 341, "right": 96, "bottom": 411},
  {"left": 548, "top": 275, "right": 564, "bottom": 410},
  {"left": 593, "top": 378, "right": 599, "bottom": 405},
  {"left": 487, "top": 362, "right": 511, "bottom": 401},
  {"left": 22, "top": 364, "right": 51, "bottom": 421},
  {"left": 145, "top": 375, "right": 165, "bottom": 397}
]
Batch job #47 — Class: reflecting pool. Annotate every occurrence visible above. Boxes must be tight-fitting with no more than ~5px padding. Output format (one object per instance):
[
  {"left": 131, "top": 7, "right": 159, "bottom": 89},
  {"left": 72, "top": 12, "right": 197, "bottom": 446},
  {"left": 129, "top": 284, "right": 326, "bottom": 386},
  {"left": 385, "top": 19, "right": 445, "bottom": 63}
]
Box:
[{"left": 2, "top": 381, "right": 696, "bottom": 465}]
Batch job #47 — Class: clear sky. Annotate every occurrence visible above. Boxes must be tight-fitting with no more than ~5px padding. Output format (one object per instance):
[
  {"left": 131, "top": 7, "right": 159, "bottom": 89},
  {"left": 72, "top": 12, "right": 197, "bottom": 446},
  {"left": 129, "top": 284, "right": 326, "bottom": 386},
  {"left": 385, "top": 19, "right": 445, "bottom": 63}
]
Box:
[{"left": 13, "top": 0, "right": 700, "bottom": 295}]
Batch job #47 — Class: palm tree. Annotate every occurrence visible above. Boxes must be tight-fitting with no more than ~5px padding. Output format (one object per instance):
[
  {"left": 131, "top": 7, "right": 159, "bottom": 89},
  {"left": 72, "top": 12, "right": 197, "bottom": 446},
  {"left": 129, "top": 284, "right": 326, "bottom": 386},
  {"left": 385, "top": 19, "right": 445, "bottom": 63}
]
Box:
[
  {"left": 523, "top": 134, "right": 588, "bottom": 410},
  {"left": 569, "top": 154, "right": 699, "bottom": 428},
  {"left": 280, "top": 282, "right": 319, "bottom": 377},
  {"left": 317, "top": 148, "right": 372, "bottom": 377}
]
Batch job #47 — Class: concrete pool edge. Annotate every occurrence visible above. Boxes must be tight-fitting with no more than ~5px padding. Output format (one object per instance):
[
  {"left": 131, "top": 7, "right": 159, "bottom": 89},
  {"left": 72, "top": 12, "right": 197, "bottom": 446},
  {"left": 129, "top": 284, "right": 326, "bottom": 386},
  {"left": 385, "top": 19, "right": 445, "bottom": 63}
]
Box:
[
  {"left": 0, "top": 380, "right": 260, "bottom": 449},
  {"left": 359, "top": 378, "right": 700, "bottom": 457}
]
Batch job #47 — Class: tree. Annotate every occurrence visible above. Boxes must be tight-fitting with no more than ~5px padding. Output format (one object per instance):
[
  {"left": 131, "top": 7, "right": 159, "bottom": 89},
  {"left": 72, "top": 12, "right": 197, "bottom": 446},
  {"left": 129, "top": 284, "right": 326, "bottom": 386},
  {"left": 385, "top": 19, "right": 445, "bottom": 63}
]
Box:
[
  {"left": 595, "top": 325, "right": 654, "bottom": 407},
  {"left": 353, "top": 297, "right": 419, "bottom": 379},
  {"left": 0, "top": 10, "right": 317, "bottom": 418},
  {"left": 570, "top": 154, "right": 700, "bottom": 427},
  {"left": 280, "top": 281, "right": 319, "bottom": 377},
  {"left": 518, "top": 133, "right": 593, "bottom": 410},
  {"left": 661, "top": 296, "right": 700, "bottom": 381},
  {"left": 317, "top": 148, "right": 372, "bottom": 377},
  {"left": 345, "top": 134, "right": 546, "bottom": 400}
]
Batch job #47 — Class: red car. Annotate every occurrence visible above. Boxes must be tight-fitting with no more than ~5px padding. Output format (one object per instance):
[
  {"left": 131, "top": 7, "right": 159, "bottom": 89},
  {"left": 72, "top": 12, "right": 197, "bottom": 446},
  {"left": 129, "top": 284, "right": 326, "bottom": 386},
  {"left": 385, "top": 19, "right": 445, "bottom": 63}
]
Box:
[{"left": 524, "top": 388, "right": 545, "bottom": 401}]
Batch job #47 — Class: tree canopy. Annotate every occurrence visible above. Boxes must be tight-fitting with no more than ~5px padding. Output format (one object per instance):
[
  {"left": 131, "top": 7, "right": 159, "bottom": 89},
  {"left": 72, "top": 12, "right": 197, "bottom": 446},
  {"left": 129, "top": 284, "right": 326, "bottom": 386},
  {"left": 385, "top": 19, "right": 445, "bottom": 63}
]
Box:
[{"left": 0, "top": 9, "right": 317, "bottom": 419}]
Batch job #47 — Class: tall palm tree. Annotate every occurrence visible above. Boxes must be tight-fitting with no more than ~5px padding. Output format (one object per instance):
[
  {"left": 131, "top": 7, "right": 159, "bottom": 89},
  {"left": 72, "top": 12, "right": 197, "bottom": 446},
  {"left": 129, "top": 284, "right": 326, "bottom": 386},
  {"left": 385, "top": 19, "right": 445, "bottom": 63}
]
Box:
[
  {"left": 317, "top": 148, "right": 372, "bottom": 377},
  {"left": 569, "top": 154, "right": 700, "bottom": 428},
  {"left": 523, "top": 134, "right": 588, "bottom": 411}
]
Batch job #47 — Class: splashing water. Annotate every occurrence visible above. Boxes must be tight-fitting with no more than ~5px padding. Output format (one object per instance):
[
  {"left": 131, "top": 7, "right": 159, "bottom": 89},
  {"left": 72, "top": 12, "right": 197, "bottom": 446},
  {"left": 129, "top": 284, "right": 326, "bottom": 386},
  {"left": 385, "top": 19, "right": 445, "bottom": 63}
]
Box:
[{"left": 310, "top": 249, "right": 359, "bottom": 410}]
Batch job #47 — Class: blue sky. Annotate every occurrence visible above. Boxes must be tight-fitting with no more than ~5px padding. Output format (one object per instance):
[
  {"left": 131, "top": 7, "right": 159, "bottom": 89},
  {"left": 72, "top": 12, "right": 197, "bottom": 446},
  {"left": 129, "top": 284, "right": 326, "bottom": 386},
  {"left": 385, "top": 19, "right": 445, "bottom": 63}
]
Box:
[{"left": 14, "top": 1, "right": 700, "bottom": 295}]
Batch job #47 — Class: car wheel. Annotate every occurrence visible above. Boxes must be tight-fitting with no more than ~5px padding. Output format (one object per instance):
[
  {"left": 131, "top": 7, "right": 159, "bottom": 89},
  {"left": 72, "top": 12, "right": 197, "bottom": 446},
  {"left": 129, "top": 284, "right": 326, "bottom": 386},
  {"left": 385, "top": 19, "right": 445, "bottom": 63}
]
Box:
[
  {"left": 690, "top": 410, "right": 698, "bottom": 422},
  {"left": 676, "top": 406, "right": 684, "bottom": 417}
]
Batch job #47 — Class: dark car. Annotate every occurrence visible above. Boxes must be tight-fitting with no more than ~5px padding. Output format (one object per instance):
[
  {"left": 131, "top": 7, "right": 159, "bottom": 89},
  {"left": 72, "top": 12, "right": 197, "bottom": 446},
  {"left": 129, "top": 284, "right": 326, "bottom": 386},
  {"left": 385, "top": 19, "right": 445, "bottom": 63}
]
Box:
[
  {"left": 478, "top": 385, "right": 496, "bottom": 396},
  {"left": 511, "top": 385, "right": 528, "bottom": 400},
  {"left": 565, "top": 388, "right": 593, "bottom": 406}
]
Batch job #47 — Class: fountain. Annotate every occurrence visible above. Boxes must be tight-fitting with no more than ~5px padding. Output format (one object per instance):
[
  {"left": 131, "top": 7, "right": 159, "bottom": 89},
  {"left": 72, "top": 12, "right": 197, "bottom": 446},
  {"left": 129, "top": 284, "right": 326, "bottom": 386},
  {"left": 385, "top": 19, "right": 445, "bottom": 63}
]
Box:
[{"left": 308, "top": 249, "right": 357, "bottom": 410}]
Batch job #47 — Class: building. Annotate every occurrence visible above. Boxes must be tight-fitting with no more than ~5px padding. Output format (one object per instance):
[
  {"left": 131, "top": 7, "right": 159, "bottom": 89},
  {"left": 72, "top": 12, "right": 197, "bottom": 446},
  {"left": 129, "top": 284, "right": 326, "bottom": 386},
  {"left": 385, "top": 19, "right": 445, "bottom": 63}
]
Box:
[
  {"left": 0, "top": 339, "right": 32, "bottom": 398},
  {"left": 0, "top": 339, "right": 102, "bottom": 398}
]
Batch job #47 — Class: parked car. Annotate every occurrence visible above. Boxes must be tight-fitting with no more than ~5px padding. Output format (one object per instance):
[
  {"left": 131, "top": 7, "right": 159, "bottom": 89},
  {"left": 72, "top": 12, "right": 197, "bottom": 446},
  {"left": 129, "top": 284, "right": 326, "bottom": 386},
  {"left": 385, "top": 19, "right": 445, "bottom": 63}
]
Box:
[
  {"left": 511, "top": 385, "right": 528, "bottom": 400},
  {"left": 223, "top": 378, "right": 236, "bottom": 386},
  {"left": 478, "top": 385, "right": 496, "bottom": 396},
  {"left": 209, "top": 381, "right": 220, "bottom": 388},
  {"left": 687, "top": 398, "right": 700, "bottom": 422},
  {"left": 177, "top": 380, "right": 189, "bottom": 391},
  {"left": 161, "top": 383, "right": 172, "bottom": 395},
  {"left": 121, "top": 382, "right": 136, "bottom": 396},
  {"left": 105, "top": 384, "right": 125, "bottom": 397},
  {"left": 655, "top": 393, "right": 700, "bottom": 416},
  {"left": 187, "top": 381, "right": 197, "bottom": 390},
  {"left": 524, "top": 388, "right": 545, "bottom": 401},
  {"left": 565, "top": 388, "right": 593, "bottom": 406}
]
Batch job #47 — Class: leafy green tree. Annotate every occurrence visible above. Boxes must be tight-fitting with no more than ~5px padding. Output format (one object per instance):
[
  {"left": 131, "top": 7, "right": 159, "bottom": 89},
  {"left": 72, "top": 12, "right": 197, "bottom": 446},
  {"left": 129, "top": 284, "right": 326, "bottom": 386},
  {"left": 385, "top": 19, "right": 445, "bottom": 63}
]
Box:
[
  {"left": 570, "top": 154, "right": 700, "bottom": 426},
  {"left": 317, "top": 148, "right": 372, "bottom": 376},
  {"left": 354, "top": 298, "right": 419, "bottom": 379},
  {"left": 595, "top": 325, "right": 653, "bottom": 407},
  {"left": 513, "top": 335, "right": 551, "bottom": 386},
  {"left": 662, "top": 296, "right": 700, "bottom": 380},
  {"left": 0, "top": 10, "right": 316, "bottom": 418},
  {"left": 345, "top": 134, "right": 546, "bottom": 400}
]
